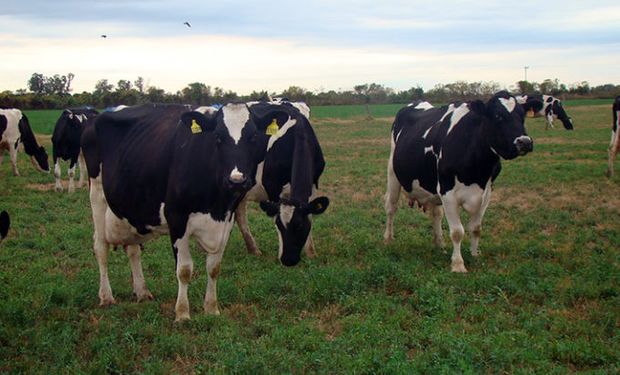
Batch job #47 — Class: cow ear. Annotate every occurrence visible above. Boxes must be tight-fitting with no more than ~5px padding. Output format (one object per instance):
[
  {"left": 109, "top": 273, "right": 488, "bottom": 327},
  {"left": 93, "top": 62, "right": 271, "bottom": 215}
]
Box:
[
  {"left": 469, "top": 100, "right": 486, "bottom": 115},
  {"left": 521, "top": 99, "right": 543, "bottom": 113},
  {"left": 306, "top": 196, "right": 329, "bottom": 215},
  {"left": 0, "top": 211, "right": 10, "bottom": 240},
  {"left": 259, "top": 201, "right": 279, "bottom": 217},
  {"left": 181, "top": 111, "right": 216, "bottom": 134},
  {"left": 249, "top": 104, "right": 295, "bottom": 132}
]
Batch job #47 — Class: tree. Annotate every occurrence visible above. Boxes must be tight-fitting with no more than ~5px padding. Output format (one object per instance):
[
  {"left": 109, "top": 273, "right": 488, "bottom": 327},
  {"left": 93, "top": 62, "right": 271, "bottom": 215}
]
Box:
[
  {"left": 28, "top": 73, "right": 46, "bottom": 95},
  {"left": 182, "top": 82, "right": 211, "bottom": 105},
  {"left": 515, "top": 80, "right": 537, "bottom": 94},
  {"left": 134, "top": 77, "right": 145, "bottom": 94},
  {"left": 65, "top": 73, "right": 75, "bottom": 94},
  {"left": 116, "top": 79, "right": 133, "bottom": 92}
]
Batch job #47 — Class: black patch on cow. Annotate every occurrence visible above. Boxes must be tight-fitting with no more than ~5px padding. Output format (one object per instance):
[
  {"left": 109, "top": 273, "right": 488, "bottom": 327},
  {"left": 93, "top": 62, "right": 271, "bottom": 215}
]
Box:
[
  {"left": 0, "top": 210, "right": 9, "bottom": 240},
  {"left": 18, "top": 113, "right": 49, "bottom": 172},
  {"left": 613, "top": 96, "right": 620, "bottom": 133},
  {"left": 53, "top": 108, "right": 99, "bottom": 168},
  {"left": 0, "top": 115, "right": 7, "bottom": 140},
  {"left": 546, "top": 96, "right": 553, "bottom": 103}
]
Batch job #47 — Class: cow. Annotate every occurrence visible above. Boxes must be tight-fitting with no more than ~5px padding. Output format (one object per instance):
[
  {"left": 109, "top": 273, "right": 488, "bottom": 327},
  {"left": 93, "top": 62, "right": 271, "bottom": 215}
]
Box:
[
  {"left": 0, "top": 108, "right": 49, "bottom": 175},
  {"left": 516, "top": 94, "right": 573, "bottom": 130},
  {"left": 235, "top": 100, "right": 329, "bottom": 265},
  {"left": 52, "top": 108, "right": 99, "bottom": 192},
  {"left": 606, "top": 96, "right": 620, "bottom": 178},
  {"left": 384, "top": 91, "right": 537, "bottom": 273},
  {"left": 0, "top": 211, "right": 9, "bottom": 242},
  {"left": 82, "top": 102, "right": 307, "bottom": 321}
]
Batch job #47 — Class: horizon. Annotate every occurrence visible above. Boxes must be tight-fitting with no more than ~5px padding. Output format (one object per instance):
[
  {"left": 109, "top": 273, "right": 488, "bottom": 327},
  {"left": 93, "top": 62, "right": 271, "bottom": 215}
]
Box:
[{"left": 1, "top": 1, "right": 619, "bottom": 95}]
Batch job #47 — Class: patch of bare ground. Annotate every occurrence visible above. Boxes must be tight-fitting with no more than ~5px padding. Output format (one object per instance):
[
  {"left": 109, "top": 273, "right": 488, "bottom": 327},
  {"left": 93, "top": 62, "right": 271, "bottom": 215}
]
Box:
[
  {"left": 224, "top": 303, "right": 257, "bottom": 321},
  {"left": 26, "top": 182, "right": 87, "bottom": 192},
  {"left": 533, "top": 138, "right": 599, "bottom": 145},
  {"left": 314, "top": 304, "right": 342, "bottom": 341}
]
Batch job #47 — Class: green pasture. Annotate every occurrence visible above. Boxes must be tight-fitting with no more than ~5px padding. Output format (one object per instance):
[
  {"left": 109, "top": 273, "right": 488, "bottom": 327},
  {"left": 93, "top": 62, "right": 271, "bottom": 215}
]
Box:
[{"left": 1, "top": 101, "right": 619, "bottom": 373}]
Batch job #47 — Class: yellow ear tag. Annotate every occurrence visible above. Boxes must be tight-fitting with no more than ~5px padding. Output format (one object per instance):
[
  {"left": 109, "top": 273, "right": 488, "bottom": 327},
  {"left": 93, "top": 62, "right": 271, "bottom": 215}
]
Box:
[
  {"left": 266, "top": 119, "right": 279, "bottom": 136},
  {"left": 527, "top": 109, "right": 535, "bottom": 118},
  {"left": 191, "top": 119, "right": 202, "bottom": 134}
]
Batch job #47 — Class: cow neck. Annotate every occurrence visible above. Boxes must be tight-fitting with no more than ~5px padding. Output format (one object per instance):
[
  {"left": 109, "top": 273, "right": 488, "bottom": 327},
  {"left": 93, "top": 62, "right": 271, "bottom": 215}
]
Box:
[
  {"left": 288, "top": 120, "right": 323, "bottom": 206},
  {"left": 18, "top": 114, "right": 42, "bottom": 156},
  {"left": 473, "top": 118, "right": 501, "bottom": 165}
]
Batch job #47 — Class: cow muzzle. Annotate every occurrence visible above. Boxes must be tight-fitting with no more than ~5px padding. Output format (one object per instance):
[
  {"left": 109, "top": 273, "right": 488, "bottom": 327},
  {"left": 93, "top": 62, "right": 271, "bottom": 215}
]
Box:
[{"left": 514, "top": 136, "right": 533, "bottom": 155}]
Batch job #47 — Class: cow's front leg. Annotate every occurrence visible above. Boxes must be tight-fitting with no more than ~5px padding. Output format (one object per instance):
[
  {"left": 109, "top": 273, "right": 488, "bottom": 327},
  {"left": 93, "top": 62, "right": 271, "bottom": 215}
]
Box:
[
  {"left": 125, "top": 244, "right": 153, "bottom": 302},
  {"left": 546, "top": 115, "right": 554, "bottom": 130},
  {"left": 429, "top": 205, "right": 445, "bottom": 248},
  {"left": 67, "top": 159, "right": 77, "bottom": 193},
  {"left": 54, "top": 158, "right": 63, "bottom": 191},
  {"left": 383, "top": 155, "right": 401, "bottom": 244},
  {"left": 9, "top": 145, "right": 19, "bottom": 176},
  {"left": 90, "top": 177, "right": 115, "bottom": 305},
  {"left": 235, "top": 198, "right": 261, "bottom": 255},
  {"left": 464, "top": 183, "right": 491, "bottom": 257},
  {"left": 172, "top": 234, "right": 193, "bottom": 322},
  {"left": 607, "top": 130, "right": 618, "bottom": 178},
  {"left": 77, "top": 153, "right": 87, "bottom": 188},
  {"left": 304, "top": 230, "right": 316, "bottom": 258},
  {"left": 441, "top": 191, "right": 467, "bottom": 273}
]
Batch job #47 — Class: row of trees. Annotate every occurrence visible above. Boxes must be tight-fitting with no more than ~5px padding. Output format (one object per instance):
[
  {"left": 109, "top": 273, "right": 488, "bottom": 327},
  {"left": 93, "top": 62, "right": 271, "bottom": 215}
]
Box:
[{"left": 1, "top": 72, "right": 619, "bottom": 110}]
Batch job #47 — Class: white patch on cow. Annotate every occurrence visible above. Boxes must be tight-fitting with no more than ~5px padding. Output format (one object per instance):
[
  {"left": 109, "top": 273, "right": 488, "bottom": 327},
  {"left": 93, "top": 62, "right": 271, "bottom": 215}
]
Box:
[
  {"left": 439, "top": 104, "right": 456, "bottom": 123},
  {"left": 515, "top": 95, "right": 527, "bottom": 104},
  {"left": 104, "top": 208, "right": 154, "bottom": 245},
  {"left": 424, "top": 146, "right": 434, "bottom": 155},
  {"left": 222, "top": 104, "right": 249, "bottom": 144},
  {"left": 76, "top": 114, "right": 87, "bottom": 123},
  {"left": 280, "top": 204, "right": 295, "bottom": 229},
  {"left": 422, "top": 127, "right": 432, "bottom": 139},
  {"left": 290, "top": 102, "right": 311, "bottom": 119},
  {"left": 447, "top": 104, "right": 470, "bottom": 135},
  {"left": 499, "top": 97, "right": 516, "bottom": 113},
  {"left": 112, "top": 105, "right": 128, "bottom": 112},
  {"left": 229, "top": 167, "right": 244, "bottom": 182},
  {"left": 194, "top": 106, "right": 218, "bottom": 115},
  {"left": 395, "top": 129, "right": 403, "bottom": 143},
  {"left": 185, "top": 212, "right": 234, "bottom": 253},
  {"left": 267, "top": 117, "right": 297, "bottom": 151},
  {"left": 513, "top": 135, "right": 531, "bottom": 145},
  {"left": 414, "top": 101, "right": 434, "bottom": 110},
  {"left": 408, "top": 179, "right": 441, "bottom": 206}
]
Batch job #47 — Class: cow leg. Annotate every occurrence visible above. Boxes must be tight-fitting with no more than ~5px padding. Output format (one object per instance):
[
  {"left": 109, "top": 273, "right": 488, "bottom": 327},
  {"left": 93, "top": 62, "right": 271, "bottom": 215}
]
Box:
[
  {"left": 429, "top": 205, "right": 445, "bottom": 248},
  {"left": 172, "top": 233, "right": 193, "bottom": 321},
  {"left": 54, "top": 157, "right": 62, "bottom": 191},
  {"left": 545, "top": 115, "right": 554, "bottom": 130},
  {"left": 304, "top": 229, "right": 316, "bottom": 258},
  {"left": 125, "top": 244, "right": 153, "bottom": 302},
  {"left": 89, "top": 177, "right": 115, "bottom": 305},
  {"left": 234, "top": 198, "right": 261, "bottom": 255},
  {"left": 9, "top": 144, "right": 19, "bottom": 176},
  {"left": 67, "top": 159, "right": 77, "bottom": 193},
  {"left": 441, "top": 191, "right": 467, "bottom": 273},
  {"left": 77, "top": 153, "right": 87, "bottom": 188},
  {"left": 607, "top": 130, "right": 618, "bottom": 178},
  {"left": 383, "top": 152, "right": 401, "bottom": 244},
  {"left": 464, "top": 184, "right": 491, "bottom": 257}
]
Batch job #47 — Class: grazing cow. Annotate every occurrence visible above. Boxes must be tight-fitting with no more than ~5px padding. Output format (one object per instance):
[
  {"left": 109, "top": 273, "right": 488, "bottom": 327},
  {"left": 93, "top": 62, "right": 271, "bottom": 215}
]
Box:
[
  {"left": 52, "top": 108, "right": 99, "bottom": 192},
  {"left": 235, "top": 100, "right": 329, "bottom": 265},
  {"left": 384, "top": 91, "right": 536, "bottom": 272},
  {"left": 516, "top": 94, "right": 573, "bottom": 130},
  {"left": 606, "top": 96, "right": 620, "bottom": 177},
  {"left": 82, "top": 102, "right": 301, "bottom": 321},
  {"left": 0, "top": 211, "right": 9, "bottom": 242},
  {"left": 0, "top": 109, "right": 49, "bottom": 175}
]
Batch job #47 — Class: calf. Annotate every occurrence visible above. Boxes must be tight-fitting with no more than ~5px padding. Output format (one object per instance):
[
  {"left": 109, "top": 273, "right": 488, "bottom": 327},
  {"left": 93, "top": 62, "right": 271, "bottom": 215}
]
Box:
[
  {"left": 0, "top": 109, "right": 49, "bottom": 175},
  {"left": 52, "top": 108, "right": 99, "bottom": 192},
  {"left": 236, "top": 100, "right": 329, "bottom": 265},
  {"left": 0, "top": 211, "right": 9, "bottom": 242},
  {"left": 384, "top": 91, "right": 536, "bottom": 272},
  {"left": 82, "top": 102, "right": 297, "bottom": 321},
  {"left": 606, "top": 96, "right": 620, "bottom": 177},
  {"left": 516, "top": 94, "right": 573, "bottom": 130}
]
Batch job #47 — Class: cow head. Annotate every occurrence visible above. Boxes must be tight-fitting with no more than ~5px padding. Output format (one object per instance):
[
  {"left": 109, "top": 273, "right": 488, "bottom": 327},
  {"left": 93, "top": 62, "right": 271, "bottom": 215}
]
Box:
[
  {"left": 260, "top": 196, "right": 329, "bottom": 266},
  {"left": 62, "top": 109, "right": 90, "bottom": 128},
  {"left": 550, "top": 99, "right": 574, "bottom": 130},
  {"left": 0, "top": 211, "right": 9, "bottom": 242},
  {"left": 475, "top": 91, "right": 533, "bottom": 160},
  {"left": 30, "top": 146, "right": 50, "bottom": 173}
]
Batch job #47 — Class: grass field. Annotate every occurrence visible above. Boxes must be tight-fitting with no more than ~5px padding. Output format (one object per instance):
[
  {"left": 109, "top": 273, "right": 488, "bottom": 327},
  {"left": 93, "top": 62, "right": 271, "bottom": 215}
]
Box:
[{"left": 1, "top": 100, "right": 619, "bottom": 373}]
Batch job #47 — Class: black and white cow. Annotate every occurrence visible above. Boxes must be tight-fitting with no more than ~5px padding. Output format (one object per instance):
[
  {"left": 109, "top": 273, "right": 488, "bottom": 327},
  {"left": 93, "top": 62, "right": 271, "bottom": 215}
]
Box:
[
  {"left": 235, "top": 100, "right": 329, "bottom": 265},
  {"left": 0, "top": 108, "right": 49, "bottom": 175},
  {"left": 606, "top": 96, "right": 620, "bottom": 178},
  {"left": 516, "top": 94, "right": 573, "bottom": 130},
  {"left": 384, "top": 91, "right": 537, "bottom": 272},
  {"left": 52, "top": 108, "right": 99, "bottom": 192},
  {"left": 82, "top": 102, "right": 303, "bottom": 321},
  {"left": 0, "top": 211, "right": 9, "bottom": 242}
]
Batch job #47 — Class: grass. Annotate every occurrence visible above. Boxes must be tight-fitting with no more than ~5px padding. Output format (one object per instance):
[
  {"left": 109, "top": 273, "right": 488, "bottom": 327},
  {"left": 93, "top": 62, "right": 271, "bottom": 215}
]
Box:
[{"left": 1, "top": 101, "right": 619, "bottom": 373}]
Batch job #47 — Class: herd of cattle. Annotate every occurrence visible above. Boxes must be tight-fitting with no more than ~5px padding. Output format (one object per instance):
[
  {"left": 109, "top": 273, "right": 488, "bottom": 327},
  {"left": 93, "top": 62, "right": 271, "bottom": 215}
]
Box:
[{"left": 0, "top": 92, "right": 618, "bottom": 321}]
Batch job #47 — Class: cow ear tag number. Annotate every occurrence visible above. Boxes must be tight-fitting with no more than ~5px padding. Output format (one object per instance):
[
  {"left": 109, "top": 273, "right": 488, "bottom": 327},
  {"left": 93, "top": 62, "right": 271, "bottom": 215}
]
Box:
[
  {"left": 191, "top": 119, "right": 202, "bottom": 134},
  {"left": 266, "top": 119, "right": 279, "bottom": 136}
]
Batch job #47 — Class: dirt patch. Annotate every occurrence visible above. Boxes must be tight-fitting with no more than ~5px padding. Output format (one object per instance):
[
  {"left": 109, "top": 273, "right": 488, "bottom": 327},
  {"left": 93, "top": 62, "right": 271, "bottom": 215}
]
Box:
[
  {"left": 26, "top": 182, "right": 87, "bottom": 192},
  {"left": 225, "top": 303, "right": 257, "bottom": 321},
  {"left": 316, "top": 304, "right": 342, "bottom": 341}
]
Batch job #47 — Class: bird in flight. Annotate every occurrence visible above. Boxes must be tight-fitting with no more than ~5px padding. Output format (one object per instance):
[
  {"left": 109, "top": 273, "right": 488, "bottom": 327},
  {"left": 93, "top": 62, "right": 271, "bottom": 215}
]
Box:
[
  {"left": 101, "top": 34, "right": 107, "bottom": 38},
  {"left": 183, "top": 21, "right": 191, "bottom": 28}
]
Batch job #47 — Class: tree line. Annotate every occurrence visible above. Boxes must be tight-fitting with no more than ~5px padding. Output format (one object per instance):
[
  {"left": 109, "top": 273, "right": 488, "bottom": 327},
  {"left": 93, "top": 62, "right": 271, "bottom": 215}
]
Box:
[{"left": 1, "top": 72, "right": 618, "bottom": 110}]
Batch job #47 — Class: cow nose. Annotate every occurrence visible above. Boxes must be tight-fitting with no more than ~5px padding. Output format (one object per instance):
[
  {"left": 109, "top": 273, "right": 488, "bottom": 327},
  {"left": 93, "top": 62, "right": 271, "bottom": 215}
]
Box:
[
  {"left": 228, "top": 168, "right": 247, "bottom": 185},
  {"left": 515, "top": 136, "right": 533, "bottom": 154}
]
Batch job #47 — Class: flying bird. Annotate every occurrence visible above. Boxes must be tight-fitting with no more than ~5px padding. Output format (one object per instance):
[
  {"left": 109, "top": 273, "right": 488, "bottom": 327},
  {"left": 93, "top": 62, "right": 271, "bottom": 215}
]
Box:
[
  {"left": 183, "top": 21, "right": 191, "bottom": 28},
  {"left": 101, "top": 34, "right": 107, "bottom": 38}
]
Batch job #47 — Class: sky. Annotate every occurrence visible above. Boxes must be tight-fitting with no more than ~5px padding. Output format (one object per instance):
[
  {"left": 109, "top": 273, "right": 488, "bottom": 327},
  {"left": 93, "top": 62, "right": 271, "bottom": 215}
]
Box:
[{"left": 1, "top": 0, "right": 619, "bottom": 94}]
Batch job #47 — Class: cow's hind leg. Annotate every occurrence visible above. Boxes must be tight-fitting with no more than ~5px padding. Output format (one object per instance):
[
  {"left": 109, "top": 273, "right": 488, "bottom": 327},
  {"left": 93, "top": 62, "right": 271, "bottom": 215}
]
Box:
[
  {"left": 89, "top": 177, "right": 115, "bottom": 305},
  {"left": 125, "top": 244, "right": 153, "bottom": 302},
  {"left": 607, "top": 130, "right": 618, "bottom": 178},
  {"left": 235, "top": 198, "right": 261, "bottom": 255},
  {"left": 429, "top": 205, "right": 445, "bottom": 248},
  {"left": 54, "top": 157, "right": 63, "bottom": 191},
  {"left": 67, "top": 158, "right": 77, "bottom": 193},
  {"left": 9, "top": 144, "right": 19, "bottom": 176},
  {"left": 441, "top": 191, "right": 467, "bottom": 273},
  {"left": 384, "top": 153, "right": 401, "bottom": 244},
  {"left": 464, "top": 184, "right": 491, "bottom": 257},
  {"left": 172, "top": 233, "right": 193, "bottom": 322},
  {"left": 77, "top": 153, "right": 87, "bottom": 188}
]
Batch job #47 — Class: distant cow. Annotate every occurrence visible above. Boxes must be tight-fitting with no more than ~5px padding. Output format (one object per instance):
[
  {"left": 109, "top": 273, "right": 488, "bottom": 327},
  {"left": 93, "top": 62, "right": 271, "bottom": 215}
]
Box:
[
  {"left": 235, "top": 100, "right": 329, "bottom": 265},
  {"left": 384, "top": 91, "right": 537, "bottom": 272},
  {"left": 0, "top": 108, "right": 49, "bottom": 175},
  {"left": 0, "top": 211, "right": 9, "bottom": 242},
  {"left": 52, "top": 108, "right": 99, "bottom": 192},
  {"left": 606, "top": 96, "right": 620, "bottom": 177},
  {"left": 82, "top": 102, "right": 303, "bottom": 321},
  {"left": 516, "top": 94, "right": 573, "bottom": 130}
]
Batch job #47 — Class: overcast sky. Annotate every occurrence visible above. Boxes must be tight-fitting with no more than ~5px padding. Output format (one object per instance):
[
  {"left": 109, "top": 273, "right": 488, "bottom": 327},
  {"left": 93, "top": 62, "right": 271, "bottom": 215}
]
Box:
[{"left": 1, "top": 0, "right": 619, "bottom": 94}]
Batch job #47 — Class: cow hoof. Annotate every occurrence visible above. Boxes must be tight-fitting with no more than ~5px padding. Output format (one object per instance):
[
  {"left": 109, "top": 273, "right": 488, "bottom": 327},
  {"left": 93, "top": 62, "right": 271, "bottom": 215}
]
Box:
[
  {"left": 68, "top": 188, "right": 75, "bottom": 193},
  {"left": 247, "top": 247, "right": 262, "bottom": 256},
  {"left": 451, "top": 263, "right": 468, "bottom": 273},
  {"left": 174, "top": 313, "right": 191, "bottom": 322},
  {"left": 99, "top": 297, "right": 116, "bottom": 306},
  {"left": 383, "top": 236, "right": 394, "bottom": 245},
  {"left": 204, "top": 303, "right": 221, "bottom": 316},
  {"left": 135, "top": 290, "right": 154, "bottom": 302},
  {"left": 55, "top": 185, "right": 63, "bottom": 192},
  {"left": 471, "top": 249, "right": 480, "bottom": 257}
]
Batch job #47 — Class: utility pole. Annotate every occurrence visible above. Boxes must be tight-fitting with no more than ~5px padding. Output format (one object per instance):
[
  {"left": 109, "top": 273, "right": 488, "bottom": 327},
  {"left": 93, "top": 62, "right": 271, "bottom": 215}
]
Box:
[{"left": 524, "top": 66, "right": 529, "bottom": 82}]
